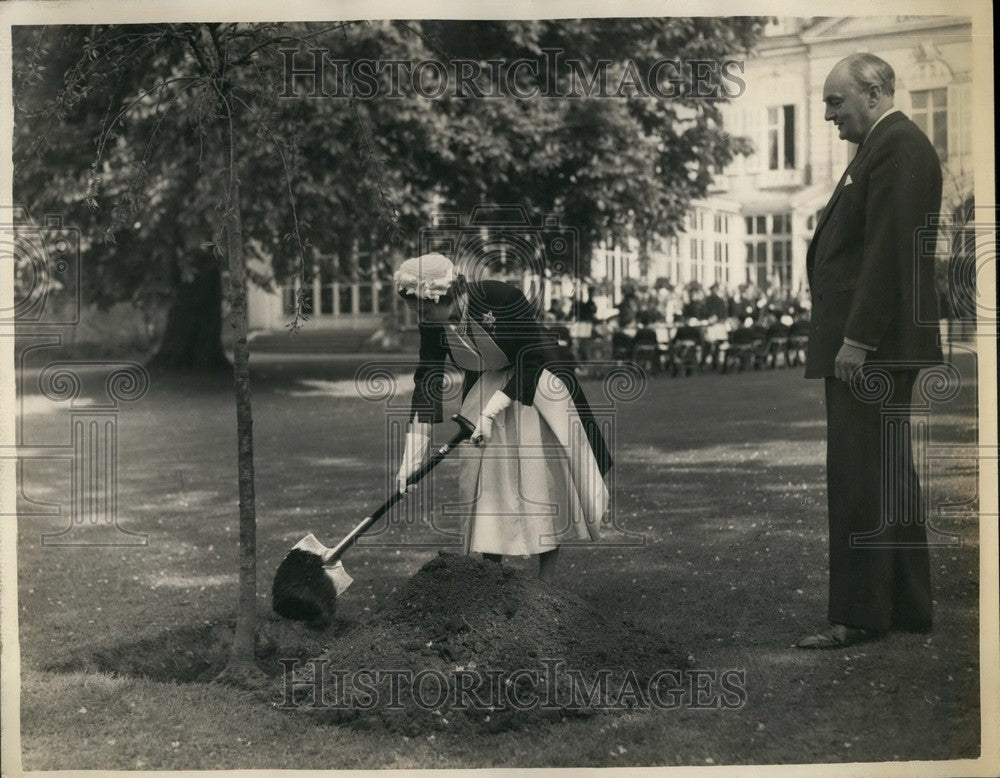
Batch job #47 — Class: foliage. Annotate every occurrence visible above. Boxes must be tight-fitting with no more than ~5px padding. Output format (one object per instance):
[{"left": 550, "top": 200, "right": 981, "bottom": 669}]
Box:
[{"left": 13, "top": 18, "right": 767, "bottom": 304}]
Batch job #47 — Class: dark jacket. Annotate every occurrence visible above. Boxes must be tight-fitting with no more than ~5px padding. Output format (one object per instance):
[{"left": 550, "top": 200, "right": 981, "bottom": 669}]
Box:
[
  {"left": 805, "top": 112, "right": 943, "bottom": 378},
  {"left": 704, "top": 293, "right": 728, "bottom": 320},
  {"left": 411, "top": 280, "right": 612, "bottom": 474}
]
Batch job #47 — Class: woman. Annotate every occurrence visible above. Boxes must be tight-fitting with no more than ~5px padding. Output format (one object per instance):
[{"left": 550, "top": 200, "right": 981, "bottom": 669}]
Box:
[{"left": 394, "top": 253, "right": 612, "bottom": 582}]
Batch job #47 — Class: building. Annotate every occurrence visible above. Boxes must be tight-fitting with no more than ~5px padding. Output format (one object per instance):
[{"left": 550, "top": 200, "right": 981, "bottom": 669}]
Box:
[
  {"left": 251, "top": 15, "right": 974, "bottom": 331},
  {"left": 592, "top": 15, "right": 974, "bottom": 302}
]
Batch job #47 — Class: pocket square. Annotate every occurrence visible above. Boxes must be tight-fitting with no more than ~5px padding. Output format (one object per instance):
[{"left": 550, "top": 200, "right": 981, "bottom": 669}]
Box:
[{"left": 844, "top": 174, "right": 854, "bottom": 186}]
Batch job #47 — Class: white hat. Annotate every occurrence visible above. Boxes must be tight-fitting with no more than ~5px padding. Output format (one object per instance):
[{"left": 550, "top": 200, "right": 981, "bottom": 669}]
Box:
[{"left": 393, "top": 253, "right": 457, "bottom": 303}]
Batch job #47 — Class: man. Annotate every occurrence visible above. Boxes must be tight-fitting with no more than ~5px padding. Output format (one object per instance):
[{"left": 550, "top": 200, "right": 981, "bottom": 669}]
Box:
[
  {"left": 703, "top": 283, "right": 730, "bottom": 367},
  {"left": 798, "top": 53, "right": 943, "bottom": 649},
  {"left": 574, "top": 286, "right": 598, "bottom": 324},
  {"left": 705, "top": 283, "right": 729, "bottom": 320}
]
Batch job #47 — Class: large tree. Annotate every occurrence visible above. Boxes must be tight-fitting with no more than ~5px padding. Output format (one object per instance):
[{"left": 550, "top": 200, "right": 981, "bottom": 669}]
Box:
[{"left": 13, "top": 18, "right": 766, "bottom": 369}]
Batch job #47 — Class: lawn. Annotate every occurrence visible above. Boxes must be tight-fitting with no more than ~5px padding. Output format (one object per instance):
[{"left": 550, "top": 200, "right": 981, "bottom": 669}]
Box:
[{"left": 9, "top": 349, "right": 985, "bottom": 770}]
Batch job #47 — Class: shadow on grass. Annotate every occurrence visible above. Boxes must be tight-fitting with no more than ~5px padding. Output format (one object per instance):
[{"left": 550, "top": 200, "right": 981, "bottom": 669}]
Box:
[{"left": 43, "top": 613, "right": 352, "bottom": 686}]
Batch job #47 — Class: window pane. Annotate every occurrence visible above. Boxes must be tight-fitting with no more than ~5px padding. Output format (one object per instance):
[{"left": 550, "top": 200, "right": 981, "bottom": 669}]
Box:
[
  {"left": 339, "top": 285, "right": 353, "bottom": 314},
  {"left": 911, "top": 90, "right": 928, "bottom": 109},
  {"left": 757, "top": 216, "right": 767, "bottom": 234},
  {"left": 932, "top": 88, "right": 947, "bottom": 108},
  {"left": 746, "top": 216, "right": 754, "bottom": 235},
  {"left": 377, "top": 283, "right": 392, "bottom": 314},
  {"left": 358, "top": 285, "right": 373, "bottom": 314},
  {"left": 783, "top": 105, "right": 796, "bottom": 169},
  {"left": 768, "top": 106, "right": 778, "bottom": 124},
  {"left": 769, "top": 129, "right": 779, "bottom": 170},
  {"left": 934, "top": 112, "right": 948, "bottom": 155}
]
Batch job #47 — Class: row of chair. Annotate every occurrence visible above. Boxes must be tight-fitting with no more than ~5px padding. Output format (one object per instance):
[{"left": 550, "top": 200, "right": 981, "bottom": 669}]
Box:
[{"left": 583, "top": 321, "right": 811, "bottom": 377}]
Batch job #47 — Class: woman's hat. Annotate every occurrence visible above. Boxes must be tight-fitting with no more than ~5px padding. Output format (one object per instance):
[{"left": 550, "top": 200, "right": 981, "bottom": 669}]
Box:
[{"left": 394, "top": 253, "right": 457, "bottom": 303}]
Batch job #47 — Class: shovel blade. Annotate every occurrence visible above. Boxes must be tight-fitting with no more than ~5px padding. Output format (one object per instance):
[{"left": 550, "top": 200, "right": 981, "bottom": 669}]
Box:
[
  {"left": 326, "top": 560, "right": 354, "bottom": 596},
  {"left": 292, "top": 533, "right": 354, "bottom": 596}
]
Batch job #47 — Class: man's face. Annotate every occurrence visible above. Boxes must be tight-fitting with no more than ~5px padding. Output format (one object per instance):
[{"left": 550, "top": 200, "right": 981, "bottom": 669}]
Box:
[{"left": 822, "top": 64, "right": 875, "bottom": 144}]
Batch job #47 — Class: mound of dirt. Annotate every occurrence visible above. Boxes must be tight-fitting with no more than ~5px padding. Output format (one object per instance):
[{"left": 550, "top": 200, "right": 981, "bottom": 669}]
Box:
[{"left": 290, "top": 552, "right": 686, "bottom": 734}]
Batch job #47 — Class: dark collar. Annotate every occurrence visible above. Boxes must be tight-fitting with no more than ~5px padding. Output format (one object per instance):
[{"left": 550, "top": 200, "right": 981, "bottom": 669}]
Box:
[{"left": 852, "top": 110, "right": 908, "bottom": 165}]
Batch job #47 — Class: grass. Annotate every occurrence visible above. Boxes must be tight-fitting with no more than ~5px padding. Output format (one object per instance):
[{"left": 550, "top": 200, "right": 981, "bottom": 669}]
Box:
[{"left": 12, "top": 351, "right": 983, "bottom": 770}]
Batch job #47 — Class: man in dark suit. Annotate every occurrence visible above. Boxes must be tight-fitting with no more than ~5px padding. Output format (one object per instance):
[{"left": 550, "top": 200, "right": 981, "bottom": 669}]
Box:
[{"left": 798, "top": 53, "right": 943, "bottom": 649}]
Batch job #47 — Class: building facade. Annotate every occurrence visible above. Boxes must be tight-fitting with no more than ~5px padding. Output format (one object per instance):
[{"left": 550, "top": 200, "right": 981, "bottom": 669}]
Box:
[
  {"left": 592, "top": 15, "right": 974, "bottom": 302},
  {"left": 252, "top": 15, "right": 974, "bottom": 330}
]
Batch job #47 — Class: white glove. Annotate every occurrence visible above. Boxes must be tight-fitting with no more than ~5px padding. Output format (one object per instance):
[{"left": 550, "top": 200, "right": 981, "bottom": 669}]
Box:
[
  {"left": 397, "top": 423, "right": 431, "bottom": 494},
  {"left": 471, "top": 390, "right": 513, "bottom": 448}
]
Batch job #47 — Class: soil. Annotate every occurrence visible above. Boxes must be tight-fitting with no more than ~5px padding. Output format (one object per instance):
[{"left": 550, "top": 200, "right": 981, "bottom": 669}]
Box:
[
  {"left": 46, "top": 553, "right": 684, "bottom": 735},
  {"left": 293, "top": 552, "right": 686, "bottom": 733}
]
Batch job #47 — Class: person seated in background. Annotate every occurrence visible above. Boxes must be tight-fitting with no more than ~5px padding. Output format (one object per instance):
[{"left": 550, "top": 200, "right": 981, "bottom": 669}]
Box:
[
  {"left": 728, "top": 284, "right": 755, "bottom": 322},
  {"left": 682, "top": 284, "right": 707, "bottom": 320},
  {"left": 705, "top": 283, "right": 728, "bottom": 321},
  {"left": 573, "top": 287, "right": 598, "bottom": 324},
  {"left": 616, "top": 286, "right": 640, "bottom": 329},
  {"left": 545, "top": 297, "right": 567, "bottom": 322}
]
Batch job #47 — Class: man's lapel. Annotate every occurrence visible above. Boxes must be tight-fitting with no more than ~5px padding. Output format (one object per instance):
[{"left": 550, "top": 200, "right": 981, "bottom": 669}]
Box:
[{"left": 810, "top": 112, "right": 908, "bottom": 246}]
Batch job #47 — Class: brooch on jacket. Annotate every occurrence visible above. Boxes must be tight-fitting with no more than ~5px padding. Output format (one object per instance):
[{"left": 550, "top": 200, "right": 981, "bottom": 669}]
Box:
[{"left": 482, "top": 310, "right": 496, "bottom": 332}]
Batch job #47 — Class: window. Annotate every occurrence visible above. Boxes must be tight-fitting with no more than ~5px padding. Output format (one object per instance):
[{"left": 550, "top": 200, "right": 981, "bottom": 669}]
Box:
[
  {"left": 773, "top": 240, "right": 792, "bottom": 291},
  {"left": 744, "top": 211, "right": 794, "bottom": 293},
  {"left": 911, "top": 88, "right": 947, "bottom": 159},
  {"left": 753, "top": 242, "right": 767, "bottom": 287},
  {"left": 690, "top": 238, "right": 698, "bottom": 260},
  {"left": 767, "top": 104, "right": 797, "bottom": 170}
]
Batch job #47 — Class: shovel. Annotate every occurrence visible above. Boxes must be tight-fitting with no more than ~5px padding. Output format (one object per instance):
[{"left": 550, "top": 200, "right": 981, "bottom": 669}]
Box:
[{"left": 272, "top": 414, "right": 476, "bottom": 626}]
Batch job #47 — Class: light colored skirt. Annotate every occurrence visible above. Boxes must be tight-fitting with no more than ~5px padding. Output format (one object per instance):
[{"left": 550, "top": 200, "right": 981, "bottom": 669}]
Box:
[{"left": 457, "top": 368, "right": 609, "bottom": 556}]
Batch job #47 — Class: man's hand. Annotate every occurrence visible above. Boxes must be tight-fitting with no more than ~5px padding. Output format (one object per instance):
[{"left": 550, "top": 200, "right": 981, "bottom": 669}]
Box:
[{"left": 834, "top": 342, "right": 869, "bottom": 383}]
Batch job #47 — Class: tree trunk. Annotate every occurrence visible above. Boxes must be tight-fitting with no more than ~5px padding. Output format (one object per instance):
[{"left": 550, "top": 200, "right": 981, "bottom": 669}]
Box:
[
  {"left": 214, "top": 101, "right": 265, "bottom": 689},
  {"left": 146, "top": 259, "right": 230, "bottom": 372}
]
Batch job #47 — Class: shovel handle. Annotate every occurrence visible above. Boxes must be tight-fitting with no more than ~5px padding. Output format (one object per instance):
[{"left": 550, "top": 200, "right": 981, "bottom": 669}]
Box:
[{"left": 324, "top": 414, "right": 476, "bottom": 562}]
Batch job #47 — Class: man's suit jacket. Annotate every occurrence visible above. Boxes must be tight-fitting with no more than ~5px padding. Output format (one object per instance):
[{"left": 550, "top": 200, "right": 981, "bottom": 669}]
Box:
[{"left": 804, "top": 111, "right": 943, "bottom": 378}]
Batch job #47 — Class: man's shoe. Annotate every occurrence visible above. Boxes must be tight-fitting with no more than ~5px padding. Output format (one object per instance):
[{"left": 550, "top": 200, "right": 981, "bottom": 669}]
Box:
[{"left": 796, "top": 623, "right": 884, "bottom": 649}]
